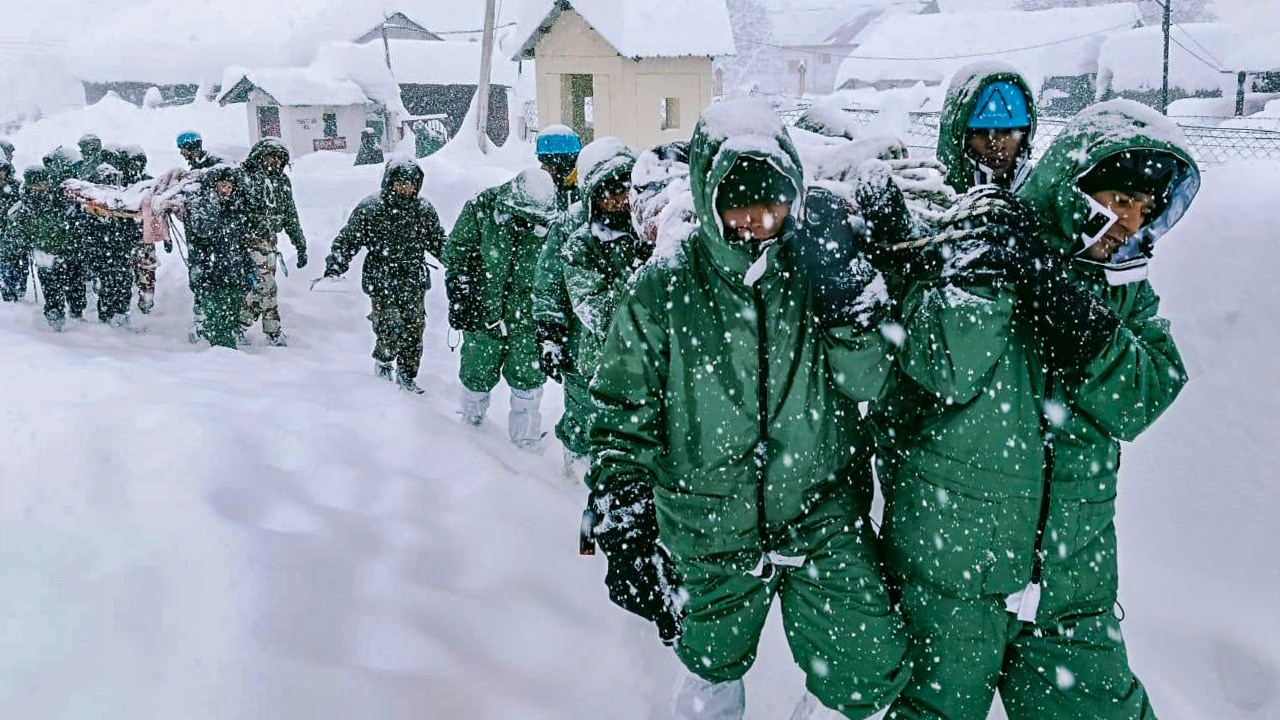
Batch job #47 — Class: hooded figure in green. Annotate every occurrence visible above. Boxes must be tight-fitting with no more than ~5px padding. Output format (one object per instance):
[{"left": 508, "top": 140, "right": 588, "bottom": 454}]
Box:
[
  {"left": 444, "top": 167, "right": 559, "bottom": 446},
  {"left": 937, "top": 62, "right": 1038, "bottom": 194},
  {"left": 585, "top": 98, "right": 909, "bottom": 720},
  {"left": 239, "top": 138, "right": 307, "bottom": 345},
  {"left": 322, "top": 158, "right": 446, "bottom": 393},
  {"left": 879, "top": 100, "right": 1199, "bottom": 720}
]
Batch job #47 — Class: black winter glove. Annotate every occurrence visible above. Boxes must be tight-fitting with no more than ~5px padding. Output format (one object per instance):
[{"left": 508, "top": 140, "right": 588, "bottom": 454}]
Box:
[
  {"left": 536, "top": 323, "right": 572, "bottom": 381},
  {"left": 587, "top": 480, "right": 684, "bottom": 646},
  {"left": 852, "top": 159, "right": 914, "bottom": 253},
  {"left": 445, "top": 271, "right": 483, "bottom": 332},
  {"left": 295, "top": 246, "right": 308, "bottom": 269},
  {"left": 790, "top": 191, "right": 893, "bottom": 332},
  {"left": 1020, "top": 266, "right": 1121, "bottom": 375}
]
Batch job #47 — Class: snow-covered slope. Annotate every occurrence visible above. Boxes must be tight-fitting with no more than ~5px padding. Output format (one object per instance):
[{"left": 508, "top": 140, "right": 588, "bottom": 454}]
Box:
[{"left": 0, "top": 100, "right": 1276, "bottom": 720}]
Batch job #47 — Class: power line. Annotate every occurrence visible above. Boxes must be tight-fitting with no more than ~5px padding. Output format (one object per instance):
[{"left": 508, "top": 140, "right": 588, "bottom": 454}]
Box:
[{"left": 738, "top": 21, "right": 1139, "bottom": 62}]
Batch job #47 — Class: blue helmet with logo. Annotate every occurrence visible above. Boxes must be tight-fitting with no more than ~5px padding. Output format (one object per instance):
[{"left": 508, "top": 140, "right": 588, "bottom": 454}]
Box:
[
  {"left": 968, "top": 81, "right": 1031, "bottom": 130},
  {"left": 535, "top": 125, "right": 582, "bottom": 156},
  {"left": 176, "top": 131, "right": 203, "bottom": 150}
]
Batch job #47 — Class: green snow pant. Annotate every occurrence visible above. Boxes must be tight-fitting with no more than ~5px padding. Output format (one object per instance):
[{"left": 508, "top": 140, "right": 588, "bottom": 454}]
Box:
[
  {"left": 676, "top": 519, "right": 910, "bottom": 718},
  {"left": 557, "top": 370, "right": 592, "bottom": 456},
  {"left": 459, "top": 324, "right": 545, "bottom": 393},
  {"left": 369, "top": 291, "right": 426, "bottom": 380},
  {"left": 196, "top": 284, "right": 245, "bottom": 349}
]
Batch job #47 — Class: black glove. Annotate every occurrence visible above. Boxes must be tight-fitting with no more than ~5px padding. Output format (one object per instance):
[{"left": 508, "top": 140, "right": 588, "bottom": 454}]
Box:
[
  {"left": 790, "top": 191, "right": 892, "bottom": 332},
  {"left": 296, "top": 246, "right": 308, "bottom": 269},
  {"left": 536, "top": 324, "right": 572, "bottom": 381},
  {"left": 853, "top": 159, "right": 914, "bottom": 253},
  {"left": 935, "top": 186, "right": 1042, "bottom": 287},
  {"left": 588, "top": 480, "right": 684, "bottom": 645}
]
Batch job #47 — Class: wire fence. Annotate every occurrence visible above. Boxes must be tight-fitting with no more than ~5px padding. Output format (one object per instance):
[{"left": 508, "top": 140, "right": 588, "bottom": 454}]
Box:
[{"left": 778, "top": 105, "right": 1280, "bottom": 165}]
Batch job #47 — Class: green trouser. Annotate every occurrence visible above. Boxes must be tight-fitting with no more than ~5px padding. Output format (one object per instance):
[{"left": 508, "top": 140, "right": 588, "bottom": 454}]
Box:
[
  {"left": 556, "top": 371, "right": 592, "bottom": 456},
  {"left": 459, "top": 323, "right": 545, "bottom": 393},
  {"left": 369, "top": 291, "right": 425, "bottom": 379},
  {"left": 196, "top": 284, "right": 245, "bottom": 349},
  {"left": 677, "top": 520, "right": 910, "bottom": 718}
]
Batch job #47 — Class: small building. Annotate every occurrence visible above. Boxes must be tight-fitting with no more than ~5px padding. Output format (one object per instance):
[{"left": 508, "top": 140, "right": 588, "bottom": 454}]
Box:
[
  {"left": 1224, "top": 32, "right": 1280, "bottom": 116},
  {"left": 217, "top": 69, "right": 381, "bottom": 157},
  {"left": 509, "top": 0, "right": 735, "bottom": 149},
  {"left": 835, "top": 3, "right": 1144, "bottom": 115},
  {"left": 1097, "top": 23, "right": 1240, "bottom": 112},
  {"left": 354, "top": 12, "right": 444, "bottom": 43}
]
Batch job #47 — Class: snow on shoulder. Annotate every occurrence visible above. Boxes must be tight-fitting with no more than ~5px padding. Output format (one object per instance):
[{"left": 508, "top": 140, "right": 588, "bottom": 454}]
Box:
[
  {"left": 515, "top": 167, "right": 557, "bottom": 208},
  {"left": 575, "top": 136, "right": 631, "bottom": 180},
  {"left": 700, "top": 98, "right": 787, "bottom": 143},
  {"left": 1070, "top": 99, "right": 1191, "bottom": 150}
]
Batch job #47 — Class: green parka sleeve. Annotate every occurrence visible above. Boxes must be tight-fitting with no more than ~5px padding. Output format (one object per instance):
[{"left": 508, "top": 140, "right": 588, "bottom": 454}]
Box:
[
  {"left": 533, "top": 215, "right": 574, "bottom": 337},
  {"left": 443, "top": 196, "right": 486, "bottom": 318},
  {"left": 899, "top": 282, "right": 1018, "bottom": 405},
  {"left": 324, "top": 202, "right": 370, "bottom": 276},
  {"left": 823, "top": 325, "right": 896, "bottom": 402},
  {"left": 585, "top": 286, "right": 669, "bottom": 493},
  {"left": 1069, "top": 281, "right": 1187, "bottom": 442},
  {"left": 281, "top": 177, "right": 306, "bottom": 252}
]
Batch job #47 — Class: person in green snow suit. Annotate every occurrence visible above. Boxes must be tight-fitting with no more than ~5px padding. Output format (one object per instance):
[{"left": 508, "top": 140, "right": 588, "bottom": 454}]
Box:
[
  {"left": 239, "top": 138, "right": 308, "bottom": 346},
  {"left": 183, "top": 165, "right": 254, "bottom": 349},
  {"left": 7, "top": 166, "right": 83, "bottom": 330},
  {"left": 531, "top": 200, "right": 588, "bottom": 451},
  {"left": 879, "top": 100, "right": 1201, "bottom": 720},
  {"left": 0, "top": 159, "right": 26, "bottom": 301},
  {"left": 937, "top": 62, "right": 1038, "bottom": 194},
  {"left": 322, "top": 158, "right": 447, "bottom": 394},
  {"left": 444, "top": 167, "right": 559, "bottom": 445},
  {"left": 585, "top": 98, "right": 909, "bottom": 720}
]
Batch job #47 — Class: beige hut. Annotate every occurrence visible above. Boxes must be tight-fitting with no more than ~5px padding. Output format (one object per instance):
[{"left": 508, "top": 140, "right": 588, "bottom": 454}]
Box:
[{"left": 510, "top": 0, "right": 735, "bottom": 150}]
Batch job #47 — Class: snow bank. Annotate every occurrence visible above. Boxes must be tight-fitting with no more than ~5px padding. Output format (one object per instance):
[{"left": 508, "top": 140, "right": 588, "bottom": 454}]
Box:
[{"left": 1098, "top": 24, "right": 1238, "bottom": 95}]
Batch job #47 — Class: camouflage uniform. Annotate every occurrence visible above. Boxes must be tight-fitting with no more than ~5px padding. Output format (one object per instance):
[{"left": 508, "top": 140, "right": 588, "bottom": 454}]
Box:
[
  {"left": 240, "top": 139, "right": 307, "bottom": 344},
  {"left": 444, "top": 168, "right": 559, "bottom": 443},
  {"left": 323, "top": 159, "right": 446, "bottom": 391}
]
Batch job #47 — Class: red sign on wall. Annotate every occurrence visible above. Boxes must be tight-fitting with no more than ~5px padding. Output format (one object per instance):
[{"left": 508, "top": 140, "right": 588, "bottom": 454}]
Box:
[{"left": 313, "top": 137, "right": 348, "bottom": 151}]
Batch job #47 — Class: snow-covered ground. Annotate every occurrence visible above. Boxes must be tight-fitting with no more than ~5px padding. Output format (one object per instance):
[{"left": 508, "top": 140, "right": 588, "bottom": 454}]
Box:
[{"left": 0, "top": 98, "right": 1276, "bottom": 720}]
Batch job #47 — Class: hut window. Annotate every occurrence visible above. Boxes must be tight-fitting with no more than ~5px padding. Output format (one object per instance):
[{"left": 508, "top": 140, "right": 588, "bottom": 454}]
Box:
[{"left": 660, "top": 97, "right": 681, "bottom": 131}]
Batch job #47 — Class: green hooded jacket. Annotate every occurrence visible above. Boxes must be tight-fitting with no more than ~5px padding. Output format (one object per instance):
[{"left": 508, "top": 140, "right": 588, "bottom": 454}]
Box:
[
  {"left": 6, "top": 183, "right": 76, "bottom": 258},
  {"left": 881, "top": 100, "right": 1196, "bottom": 601},
  {"left": 532, "top": 202, "right": 587, "bottom": 354},
  {"left": 587, "top": 102, "right": 896, "bottom": 567},
  {"left": 444, "top": 169, "right": 560, "bottom": 334},
  {"left": 241, "top": 138, "right": 306, "bottom": 251},
  {"left": 937, "top": 62, "right": 1038, "bottom": 195},
  {"left": 559, "top": 139, "right": 645, "bottom": 379},
  {"left": 324, "top": 159, "right": 446, "bottom": 299}
]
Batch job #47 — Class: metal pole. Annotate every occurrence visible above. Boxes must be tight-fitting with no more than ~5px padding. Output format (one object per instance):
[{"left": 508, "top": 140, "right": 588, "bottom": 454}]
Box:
[
  {"left": 1161, "top": 0, "right": 1172, "bottom": 114},
  {"left": 477, "top": 0, "right": 497, "bottom": 154}
]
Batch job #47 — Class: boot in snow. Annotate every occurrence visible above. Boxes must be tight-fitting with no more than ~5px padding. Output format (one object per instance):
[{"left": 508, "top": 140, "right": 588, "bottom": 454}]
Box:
[
  {"left": 138, "top": 293, "right": 154, "bottom": 315},
  {"left": 672, "top": 671, "right": 745, "bottom": 720},
  {"left": 234, "top": 328, "right": 251, "bottom": 347},
  {"left": 265, "top": 331, "right": 288, "bottom": 347},
  {"left": 107, "top": 313, "right": 131, "bottom": 329},
  {"left": 563, "top": 447, "right": 590, "bottom": 483},
  {"left": 509, "top": 386, "right": 544, "bottom": 447},
  {"left": 375, "top": 360, "right": 395, "bottom": 382},
  {"left": 460, "top": 388, "right": 491, "bottom": 426},
  {"left": 45, "top": 310, "right": 66, "bottom": 333},
  {"left": 397, "top": 369, "right": 425, "bottom": 395}
]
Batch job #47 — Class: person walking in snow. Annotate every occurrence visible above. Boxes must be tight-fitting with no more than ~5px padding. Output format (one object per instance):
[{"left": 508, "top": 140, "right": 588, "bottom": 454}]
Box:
[
  {"left": 121, "top": 146, "right": 159, "bottom": 314},
  {"left": 937, "top": 63, "right": 1038, "bottom": 195},
  {"left": 0, "top": 159, "right": 26, "bottom": 301},
  {"left": 76, "top": 162, "right": 136, "bottom": 327},
  {"left": 177, "top": 131, "right": 223, "bottom": 171},
  {"left": 183, "top": 165, "right": 253, "bottom": 349},
  {"left": 877, "top": 100, "right": 1200, "bottom": 720},
  {"left": 321, "top": 158, "right": 447, "bottom": 394},
  {"left": 584, "top": 99, "right": 909, "bottom": 720},
  {"left": 239, "top": 138, "right": 308, "bottom": 346},
  {"left": 535, "top": 125, "right": 581, "bottom": 210},
  {"left": 444, "top": 167, "right": 559, "bottom": 444},
  {"left": 7, "top": 166, "right": 84, "bottom": 330}
]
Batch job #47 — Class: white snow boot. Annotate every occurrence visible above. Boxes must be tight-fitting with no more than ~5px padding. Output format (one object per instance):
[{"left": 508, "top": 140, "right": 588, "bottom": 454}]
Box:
[
  {"left": 460, "top": 388, "right": 491, "bottom": 426},
  {"left": 562, "top": 447, "right": 590, "bottom": 484},
  {"left": 790, "top": 691, "right": 887, "bottom": 720},
  {"left": 508, "top": 386, "right": 544, "bottom": 447},
  {"left": 672, "top": 671, "right": 745, "bottom": 720}
]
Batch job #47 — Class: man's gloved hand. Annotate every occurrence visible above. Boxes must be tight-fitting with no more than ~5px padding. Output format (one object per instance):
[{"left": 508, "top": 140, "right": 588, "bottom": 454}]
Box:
[
  {"left": 295, "top": 246, "right": 308, "bottom": 269},
  {"left": 588, "top": 479, "right": 684, "bottom": 646},
  {"left": 935, "top": 186, "right": 1043, "bottom": 287},
  {"left": 853, "top": 159, "right": 914, "bottom": 253},
  {"left": 790, "top": 190, "right": 893, "bottom": 332},
  {"left": 536, "top": 324, "right": 572, "bottom": 381}
]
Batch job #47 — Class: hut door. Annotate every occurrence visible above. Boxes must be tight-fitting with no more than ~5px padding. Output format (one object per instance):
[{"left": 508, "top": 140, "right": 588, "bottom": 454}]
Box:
[{"left": 257, "top": 106, "right": 281, "bottom": 138}]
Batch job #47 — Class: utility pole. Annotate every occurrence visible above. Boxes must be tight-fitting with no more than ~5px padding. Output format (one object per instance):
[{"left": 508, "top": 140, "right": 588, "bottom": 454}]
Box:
[
  {"left": 1160, "top": 0, "right": 1172, "bottom": 114},
  {"left": 477, "top": 0, "right": 497, "bottom": 154}
]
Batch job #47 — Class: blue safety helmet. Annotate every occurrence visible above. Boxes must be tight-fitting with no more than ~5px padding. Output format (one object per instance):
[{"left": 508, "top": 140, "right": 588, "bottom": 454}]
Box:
[
  {"left": 968, "top": 81, "right": 1031, "bottom": 130},
  {"left": 176, "top": 131, "right": 203, "bottom": 150},
  {"left": 535, "top": 128, "right": 582, "bottom": 156}
]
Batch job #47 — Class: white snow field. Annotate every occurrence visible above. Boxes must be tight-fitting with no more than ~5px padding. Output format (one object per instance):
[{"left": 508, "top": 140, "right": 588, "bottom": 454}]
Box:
[{"left": 0, "top": 98, "right": 1277, "bottom": 720}]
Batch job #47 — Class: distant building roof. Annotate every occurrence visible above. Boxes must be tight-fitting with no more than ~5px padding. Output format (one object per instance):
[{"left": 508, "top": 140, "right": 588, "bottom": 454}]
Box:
[
  {"left": 510, "top": 0, "right": 735, "bottom": 60},
  {"left": 314, "top": 39, "right": 517, "bottom": 88},
  {"left": 935, "top": 0, "right": 1020, "bottom": 13},
  {"left": 836, "top": 3, "right": 1143, "bottom": 87},
  {"left": 1226, "top": 32, "right": 1280, "bottom": 73},
  {"left": 354, "top": 12, "right": 443, "bottom": 43},
  {"left": 217, "top": 69, "right": 371, "bottom": 107},
  {"left": 767, "top": 1, "right": 928, "bottom": 48}
]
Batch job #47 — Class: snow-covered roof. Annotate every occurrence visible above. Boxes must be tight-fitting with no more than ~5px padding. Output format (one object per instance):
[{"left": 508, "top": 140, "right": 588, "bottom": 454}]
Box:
[
  {"left": 313, "top": 40, "right": 518, "bottom": 89},
  {"left": 509, "top": 0, "right": 735, "bottom": 60},
  {"left": 836, "top": 3, "right": 1144, "bottom": 87},
  {"left": 936, "top": 0, "right": 1020, "bottom": 13},
  {"left": 1099, "top": 23, "right": 1238, "bottom": 94},
  {"left": 1226, "top": 32, "right": 1280, "bottom": 72},
  {"left": 218, "top": 69, "right": 372, "bottom": 107}
]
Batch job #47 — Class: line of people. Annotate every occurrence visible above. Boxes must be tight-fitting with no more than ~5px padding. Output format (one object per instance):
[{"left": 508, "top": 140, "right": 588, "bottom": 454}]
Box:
[{"left": 543, "top": 64, "right": 1201, "bottom": 720}]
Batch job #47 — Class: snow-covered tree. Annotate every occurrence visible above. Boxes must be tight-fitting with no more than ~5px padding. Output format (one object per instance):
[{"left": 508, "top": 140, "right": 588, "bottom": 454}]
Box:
[{"left": 1020, "top": 0, "right": 1214, "bottom": 24}]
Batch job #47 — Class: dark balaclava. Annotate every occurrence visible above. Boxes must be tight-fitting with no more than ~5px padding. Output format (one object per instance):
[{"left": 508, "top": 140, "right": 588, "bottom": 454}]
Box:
[{"left": 714, "top": 156, "right": 797, "bottom": 215}]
